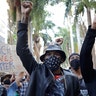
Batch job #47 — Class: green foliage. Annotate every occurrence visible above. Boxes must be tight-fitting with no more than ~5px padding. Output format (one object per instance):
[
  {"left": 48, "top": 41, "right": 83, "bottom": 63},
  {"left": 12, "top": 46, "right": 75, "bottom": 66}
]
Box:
[
  {"left": 28, "top": 0, "right": 54, "bottom": 33},
  {"left": 89, "top": 1, "right": 96, "bottom": 9},
  {"left": 72, "top": 21, "right": 80, "bottom": 52},
  {"left": 11, "top": 7, "right": 16, "bottom": 22},
  {"left": 29, "top": 0, "right": 64, "bottom": 33},
  {"left": 75, "top": 2, "right": 84, "bottom": 15},
  {"left": 55, "top": 27, "right": 71, "bottom": 67},
  {"left": 28, "top": 0, "right": 57, "bottom": 44},
  {"left": 65, "top": 0, "right": 72, "bottom": 17},
  {"left": 40, "top": 33, "right": 52, "bottom": 45},
  {"left": 40, "top": 20, "right": 55, "bottom": 45},
  {"left": 43, "top": 20, "right": 55, "bottom": 30},
  {"left": 48, "top": 0, "right": 62, "bottom": 5},
  {"left": 64, "top": 0, "right": 96, "bottom": 21},
  {"left": 74, "top": 2, "right": 84, "bottom": 21},
  {"left": 55, "top": 27, "right": 71, "bottom": 54}
]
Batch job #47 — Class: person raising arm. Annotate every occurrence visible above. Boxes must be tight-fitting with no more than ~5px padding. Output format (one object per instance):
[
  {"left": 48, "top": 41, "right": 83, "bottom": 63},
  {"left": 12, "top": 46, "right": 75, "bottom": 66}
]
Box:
[
  {"left": 80, "top": 14, "right": 96, "bottom": 96},
  {"left": 16, "top": 1, "right": 81, "bottom": 96}
]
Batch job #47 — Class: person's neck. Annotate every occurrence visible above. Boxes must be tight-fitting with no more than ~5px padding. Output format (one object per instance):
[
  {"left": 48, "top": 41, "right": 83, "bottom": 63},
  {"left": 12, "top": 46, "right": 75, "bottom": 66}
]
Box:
[
  {"left": 74, "top": 70, "right": 82, "bottom": 79},
  {"left": 53, "top": 67, "right": 63, "bottom": 75}
]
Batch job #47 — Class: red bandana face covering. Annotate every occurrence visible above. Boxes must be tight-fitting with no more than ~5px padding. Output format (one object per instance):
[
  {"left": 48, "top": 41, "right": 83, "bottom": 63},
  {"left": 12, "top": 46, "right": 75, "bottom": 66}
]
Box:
[{"left": 44, "top": 56, "right": 62, "bottom": 71}]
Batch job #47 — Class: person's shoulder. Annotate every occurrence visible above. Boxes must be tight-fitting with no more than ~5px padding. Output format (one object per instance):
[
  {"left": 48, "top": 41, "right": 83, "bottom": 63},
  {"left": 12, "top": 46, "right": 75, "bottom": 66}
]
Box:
[
  {"left": 63, "top": 69, "right": 71, "bottom": 73},
  {"left": 0, "top": 84, "right": 6, "bottom": 95},
  {"left": 9, "top": 81, "right": 18, "bottom": 88},
  {"left": 63, "top": 69, "right": 77, "bottom": 77},
  {"left": 0, "top": 84, "right": 4, "bottom": 89}
]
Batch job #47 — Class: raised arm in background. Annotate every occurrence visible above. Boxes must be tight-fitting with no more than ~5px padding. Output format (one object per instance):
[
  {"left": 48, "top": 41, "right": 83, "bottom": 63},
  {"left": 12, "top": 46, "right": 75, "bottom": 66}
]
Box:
[{"left": 80, "top": 14, "right": 96, "bottom": 96}]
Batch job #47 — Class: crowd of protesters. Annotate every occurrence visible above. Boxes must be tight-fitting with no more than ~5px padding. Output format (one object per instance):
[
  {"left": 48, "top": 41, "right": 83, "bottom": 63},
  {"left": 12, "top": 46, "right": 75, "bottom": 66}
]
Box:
[
  {"left": 68, "top": 53, "right": 89, "bottom": 96},
  {"left": 0, "top": 1, "right": 96, "bottom": 96},
  {"left": 16, "top": 1, "right": 96, "bottom": 96},
  {"left": 0, "top": 71, "right": 29, "bottom": 96}
]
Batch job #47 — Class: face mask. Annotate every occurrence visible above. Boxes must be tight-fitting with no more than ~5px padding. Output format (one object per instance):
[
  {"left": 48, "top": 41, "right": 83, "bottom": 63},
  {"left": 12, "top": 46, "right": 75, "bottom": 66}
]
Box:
[
  {"left": 3, "top": 79, "right": 11, "bottom": 85},
  {"left": 70, "top": 59, "right": 80, "bottom": 71},
  {"left": 44, "top": 56, "right": 62, "bottom": 71}
]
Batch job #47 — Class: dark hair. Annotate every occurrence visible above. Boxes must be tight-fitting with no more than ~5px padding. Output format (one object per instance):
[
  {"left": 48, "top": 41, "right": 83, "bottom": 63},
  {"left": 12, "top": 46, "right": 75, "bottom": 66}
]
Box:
[
  {"left": 3, "top": 79, "right": 11, "bottom": 85},
  {"left": 69, "top": 53, "right": 80, "bottom": 60}
]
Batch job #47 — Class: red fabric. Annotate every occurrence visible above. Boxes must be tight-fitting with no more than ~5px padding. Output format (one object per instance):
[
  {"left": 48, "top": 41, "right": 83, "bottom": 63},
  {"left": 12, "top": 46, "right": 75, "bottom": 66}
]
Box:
[{"left": 54, "top": 75, "right": 61, "bottom": 80}]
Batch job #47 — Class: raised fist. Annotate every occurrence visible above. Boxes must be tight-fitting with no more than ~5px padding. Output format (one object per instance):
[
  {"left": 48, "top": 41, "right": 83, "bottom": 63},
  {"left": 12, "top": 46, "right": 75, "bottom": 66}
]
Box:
[
  {"left": 21, "top": 1, "right": 33, "bottom": 16},
  {"left": 55, "top": 37, "right": 63, "bottom": 45}
]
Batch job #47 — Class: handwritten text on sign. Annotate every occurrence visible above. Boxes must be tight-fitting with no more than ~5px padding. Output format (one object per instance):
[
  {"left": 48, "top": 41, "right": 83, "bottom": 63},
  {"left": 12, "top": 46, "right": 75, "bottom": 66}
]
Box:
[{"left": 0, "top": 45, "right": 15, "bottom": 71}]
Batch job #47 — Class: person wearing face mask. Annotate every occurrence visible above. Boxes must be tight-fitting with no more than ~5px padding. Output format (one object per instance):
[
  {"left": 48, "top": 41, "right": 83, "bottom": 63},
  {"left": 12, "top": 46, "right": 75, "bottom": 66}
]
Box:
[
  {"left": 16, "top": 1, "right": 81, "bottom": 96},
  {"left": 1, "top": 74, "right": 12, "bottom": 90},
  {"left": 7, "top": 71, "right": 29, "bottom": 96},
  {"left": 69, "top": 53, "right": 89, "bottom": 96},
  {"left": 0, "top": 75, "right": 8, "bottom": 96}
]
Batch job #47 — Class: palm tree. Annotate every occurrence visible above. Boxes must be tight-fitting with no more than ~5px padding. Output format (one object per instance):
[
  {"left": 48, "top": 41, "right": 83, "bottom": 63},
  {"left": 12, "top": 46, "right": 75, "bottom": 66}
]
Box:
[
  {"left": 55, "top": 27, "right": 71, "bottom": 68},
  {"left": 64, "top": 0, "right": 96, "bottom": 67},
  {"left": 7, "top": 0, "right": 58, "bottom": 62},
  {"left": 65, "top": 0, "right": 96, "bottom": 34}
]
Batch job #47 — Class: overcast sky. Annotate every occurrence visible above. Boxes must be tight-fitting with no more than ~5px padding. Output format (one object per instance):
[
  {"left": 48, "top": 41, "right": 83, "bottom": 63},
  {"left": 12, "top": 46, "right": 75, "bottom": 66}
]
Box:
[
  {"left": 44, "top": 2, "right": 65, "bottom": 40},
  {"left": 45, "top": 2, "right": 65, "bottom": 27}
]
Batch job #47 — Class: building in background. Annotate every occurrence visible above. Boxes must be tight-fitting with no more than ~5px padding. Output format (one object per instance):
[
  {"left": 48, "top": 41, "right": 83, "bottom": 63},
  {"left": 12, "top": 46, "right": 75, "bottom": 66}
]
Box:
[{"left": 0, "top": 0, "right": 9, "bottom": 44}]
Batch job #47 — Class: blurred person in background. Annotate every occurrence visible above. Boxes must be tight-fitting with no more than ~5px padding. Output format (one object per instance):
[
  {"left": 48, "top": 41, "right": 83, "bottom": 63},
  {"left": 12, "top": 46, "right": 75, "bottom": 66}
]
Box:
[
  {"left": 7, "top": 71, "right": 29, "bottom": 96},
  {"left": 1, "top": 74, "right": 12, "bottom": 90},
  {"left": 10, "top": 72, "right": 16, "bottom": 83},
  {"left": 0, "top": 81, "right": 7, "bottom": 96},
  {"left": 19, "top": 73, "right": 30, "bottom": 96},
  {"left": 69, "top": 53, "right": 89, "bottom": 96}
]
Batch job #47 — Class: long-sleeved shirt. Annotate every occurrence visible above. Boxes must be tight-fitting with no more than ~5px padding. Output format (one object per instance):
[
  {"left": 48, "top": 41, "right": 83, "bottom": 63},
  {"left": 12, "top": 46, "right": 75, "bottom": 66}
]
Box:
[
  {"left": 7, "top": 82, "right": 19, "bottom": 96},
  {"left": 80, "top": 26, "right": 96, "bottom": 96}
]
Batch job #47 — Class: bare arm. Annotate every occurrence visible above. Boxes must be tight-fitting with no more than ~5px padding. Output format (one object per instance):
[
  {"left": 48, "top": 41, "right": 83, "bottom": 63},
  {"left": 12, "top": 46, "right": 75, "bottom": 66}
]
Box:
[
  {"left": 91, "top": 14, "right": 96, "bottom": 29},
  {"left": 21, "top": 1, "right": 32, "bottom": 23}
]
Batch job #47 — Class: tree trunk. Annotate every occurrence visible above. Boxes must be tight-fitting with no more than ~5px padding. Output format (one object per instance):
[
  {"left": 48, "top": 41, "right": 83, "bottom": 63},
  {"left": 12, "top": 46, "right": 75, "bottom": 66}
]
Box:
[
  {"left": 86, "top": 8, "right": 92, "bottom": 25},
  {"left": 67, "top": 16, "right": 74, "bottom": 53},
  {"left": 76, "top": 23, "right": 81, "bottom": 53},
  {"left": 15, "top": 0, "right": 21, "bottom": 21},
  {"left": 28, "top": 21, "right": 33, "bottom": 53}
]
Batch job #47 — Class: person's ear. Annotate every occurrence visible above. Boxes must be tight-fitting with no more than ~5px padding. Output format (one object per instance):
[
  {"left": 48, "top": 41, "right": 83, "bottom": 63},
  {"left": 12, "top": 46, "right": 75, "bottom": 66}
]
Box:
[{"left": 61, "top": 58, "right": 64, "bottom": 63}]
